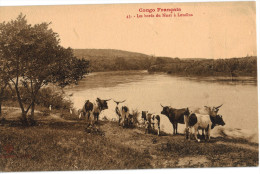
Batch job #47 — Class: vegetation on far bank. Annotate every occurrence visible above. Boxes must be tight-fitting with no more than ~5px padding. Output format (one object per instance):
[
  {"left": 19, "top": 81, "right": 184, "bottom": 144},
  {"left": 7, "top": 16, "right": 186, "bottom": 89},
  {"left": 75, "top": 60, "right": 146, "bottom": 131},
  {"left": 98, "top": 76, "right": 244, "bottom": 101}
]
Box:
[
  {"left": 149, "top": 56, "right": 257, "bottom": 78},
  {"left": 73, "top": 49, "right": 257, "bottom": 78}
]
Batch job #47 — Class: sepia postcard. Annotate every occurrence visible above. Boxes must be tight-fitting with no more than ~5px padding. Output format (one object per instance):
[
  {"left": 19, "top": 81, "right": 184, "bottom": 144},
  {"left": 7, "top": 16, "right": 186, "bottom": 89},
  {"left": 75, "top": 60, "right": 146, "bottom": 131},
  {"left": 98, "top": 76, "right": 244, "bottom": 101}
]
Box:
[{"left": 0, "top": 0, "right": 258, "bottom": 173}]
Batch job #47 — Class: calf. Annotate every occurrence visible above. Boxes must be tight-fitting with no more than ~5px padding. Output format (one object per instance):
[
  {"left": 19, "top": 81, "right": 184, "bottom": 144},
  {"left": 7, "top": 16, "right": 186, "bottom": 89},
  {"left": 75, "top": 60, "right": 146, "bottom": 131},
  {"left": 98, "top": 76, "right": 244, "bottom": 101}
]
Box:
[
  {"left": 120, "top": 106, "right": 130, "bottom": 127},
  {"left": 160, "top": 105, "right": 190, "bottom": 135},
  {"left": 142, "top": 111, "right": 160, "bottom": 135},
  {"left": 188, "top": 113, "right": 225, "bottom": 142},
  {"left": 151, "top": 115, "right": 160, "bottom": 136}
]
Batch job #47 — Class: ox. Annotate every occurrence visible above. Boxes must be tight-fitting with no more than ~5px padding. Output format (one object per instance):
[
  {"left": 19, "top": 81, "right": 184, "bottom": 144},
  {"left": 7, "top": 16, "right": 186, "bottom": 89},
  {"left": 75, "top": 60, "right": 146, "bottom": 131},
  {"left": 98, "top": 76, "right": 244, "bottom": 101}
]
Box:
[
  {"left": 189, "top": 104, "right": 223, "bottom": 117},
  {"left": 160, "top": 105, "right": 190, "bottom": 135},
  {"left": 118, "top": 106, "right": 130, "bottom": 127},
  {"left": 114, "top": 100, "right": 128, "bottom": 126},
  {"left": 141, "top": 111, "right": 160, "bottom": 135},
  {"left": 189, "top": 104, "right": 223, "bottom": 137},
  {"left": 187, "top": 113, "right": 225, "bottom": 142},
  {"left": 79, "top": 98, "right": 110, "bottom": 127}
]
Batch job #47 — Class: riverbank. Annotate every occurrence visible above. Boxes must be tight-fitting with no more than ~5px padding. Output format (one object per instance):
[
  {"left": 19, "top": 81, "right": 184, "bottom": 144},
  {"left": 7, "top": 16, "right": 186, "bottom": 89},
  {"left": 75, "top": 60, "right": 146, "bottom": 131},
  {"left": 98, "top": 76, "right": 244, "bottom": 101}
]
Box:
[{"left": 0, "top": 107, "right": 258, "bottom": 171}]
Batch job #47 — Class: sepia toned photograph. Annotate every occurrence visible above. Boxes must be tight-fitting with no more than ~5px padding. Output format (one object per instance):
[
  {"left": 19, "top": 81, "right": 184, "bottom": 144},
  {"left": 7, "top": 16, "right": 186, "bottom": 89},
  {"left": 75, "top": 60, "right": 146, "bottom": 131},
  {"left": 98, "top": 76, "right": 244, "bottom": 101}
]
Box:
[{"left": 0, "top": 0, "right": 258, "bottom": 172}]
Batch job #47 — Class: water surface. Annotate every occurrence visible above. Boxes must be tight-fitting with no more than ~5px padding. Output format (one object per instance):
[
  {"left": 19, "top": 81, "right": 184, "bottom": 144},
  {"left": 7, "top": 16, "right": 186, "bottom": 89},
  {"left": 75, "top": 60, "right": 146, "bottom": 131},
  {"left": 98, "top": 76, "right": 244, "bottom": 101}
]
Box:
[{"left": 65, "top": 70, "right": 258, "bottom": 142}]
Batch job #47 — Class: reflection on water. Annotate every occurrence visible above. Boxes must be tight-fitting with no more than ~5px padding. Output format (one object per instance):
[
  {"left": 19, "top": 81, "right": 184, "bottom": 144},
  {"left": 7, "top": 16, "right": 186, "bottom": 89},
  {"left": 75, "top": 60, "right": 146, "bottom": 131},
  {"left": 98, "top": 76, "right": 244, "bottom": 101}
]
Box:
[
  {"left": 65, "top": 70, "right": 258, "bottom": 143},
  {"left": 184, "top": 76, "right": 257, "bottom": 86},
  {"left": 66, "top": 70, "right": 148, "bottom": 90}
]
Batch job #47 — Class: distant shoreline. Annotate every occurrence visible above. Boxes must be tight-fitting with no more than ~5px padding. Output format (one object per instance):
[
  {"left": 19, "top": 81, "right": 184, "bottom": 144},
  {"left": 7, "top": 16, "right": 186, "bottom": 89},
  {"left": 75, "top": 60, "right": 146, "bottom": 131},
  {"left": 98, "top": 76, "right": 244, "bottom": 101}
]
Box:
[{"left": 73, "top": 49, "right": 257, "bottom": 78}]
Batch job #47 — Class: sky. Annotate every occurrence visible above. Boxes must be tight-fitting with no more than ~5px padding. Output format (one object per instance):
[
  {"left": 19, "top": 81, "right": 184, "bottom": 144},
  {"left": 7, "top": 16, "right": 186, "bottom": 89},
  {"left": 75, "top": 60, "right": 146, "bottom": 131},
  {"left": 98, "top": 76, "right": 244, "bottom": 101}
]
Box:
[{"left": 0, "top": 1, "right": 257, "bottom": 59}]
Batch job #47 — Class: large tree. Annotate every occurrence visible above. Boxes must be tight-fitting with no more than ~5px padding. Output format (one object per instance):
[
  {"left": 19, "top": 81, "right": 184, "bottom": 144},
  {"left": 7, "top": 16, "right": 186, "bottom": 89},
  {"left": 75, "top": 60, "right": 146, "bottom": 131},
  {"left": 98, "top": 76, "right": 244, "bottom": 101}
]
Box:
[
  {"left": 0, "top": 53, "right": 11, "bottom": 118},
  {"left": 0, "top": 14, "right": 89, "bottom": 125}
]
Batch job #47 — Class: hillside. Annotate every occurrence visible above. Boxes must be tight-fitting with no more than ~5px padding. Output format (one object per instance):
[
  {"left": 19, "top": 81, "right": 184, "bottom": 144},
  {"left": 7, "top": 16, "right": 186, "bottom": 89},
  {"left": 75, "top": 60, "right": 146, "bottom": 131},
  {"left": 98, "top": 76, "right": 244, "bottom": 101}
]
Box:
[
  {"left": 73, "top": 49, "right": 155, "bottom": 72},
  {"left": 0, "top": 106, "right": 258, "bottom": 171},
  {"left": 73, "top": 49, "right": 257, "bottom": 77},
  {"left": 73, "top": 49, "right": 151, "bottom": 60}
]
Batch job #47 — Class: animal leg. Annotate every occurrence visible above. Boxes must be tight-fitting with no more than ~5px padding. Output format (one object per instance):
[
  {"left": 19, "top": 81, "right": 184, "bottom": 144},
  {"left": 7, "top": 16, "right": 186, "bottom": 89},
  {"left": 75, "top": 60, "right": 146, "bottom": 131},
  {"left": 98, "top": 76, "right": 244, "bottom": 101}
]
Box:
[
  {"left": 202, "top": 129, "right": 205, "bottom": 139},
  {"left": 207, "top": 126, "right": 211, "bottom": 141},
  {"left": 96, "top": 114, "right": 99, "bottom": 123},
  {"left": 118, "top": 117, "right": 121, "bottom": 126},
  {"left": 185, "top": 127, "right": 189, "bottom": 140},
  {"left": 188, "top": 127, "right": 192, "bottom": 141},
  {"left": 194, "top": 127, "right": 200, "bottom": 142},
  {"left": 175, "top": 123, "right": 178, "bottom": 134}
]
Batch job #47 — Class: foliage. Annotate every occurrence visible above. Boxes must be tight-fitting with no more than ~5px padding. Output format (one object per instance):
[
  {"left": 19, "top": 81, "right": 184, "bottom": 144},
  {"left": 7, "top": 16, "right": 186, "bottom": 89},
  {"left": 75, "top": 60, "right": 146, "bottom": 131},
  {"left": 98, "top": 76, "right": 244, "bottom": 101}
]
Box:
[
  {"left": 131, "top": 109, "right": 140, "bottom": 125},
  {"left": 148, "top": 56, "right": 257, "bottom": 77},
  {"left": 3, "top": 86, "right": 73, "bottom": 112},
  {"left": 73, "top": 49, "right": 256, "bottom": 78},
  {"left": 0, "top": 14, "right": 89, "bottom": 125},
  {"left": 73, "top": 49, "right": 154, "bottom": 72}
]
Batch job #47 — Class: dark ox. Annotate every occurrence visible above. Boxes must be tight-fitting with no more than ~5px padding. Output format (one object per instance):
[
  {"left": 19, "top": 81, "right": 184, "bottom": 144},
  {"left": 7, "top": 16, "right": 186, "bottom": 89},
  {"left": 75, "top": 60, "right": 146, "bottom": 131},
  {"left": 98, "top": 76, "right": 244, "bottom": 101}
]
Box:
[
  {"left": 142, "top": 111, "right": 160, "bottom": 135},
  {"left": 79, "top": 98, "right": 110, "bottom": 126},
  {"left": 160, "top": 104, "right": 190, "bottom": 135},
  {"left": 188, "top": 113, "right": 225, "bottom": 142}
]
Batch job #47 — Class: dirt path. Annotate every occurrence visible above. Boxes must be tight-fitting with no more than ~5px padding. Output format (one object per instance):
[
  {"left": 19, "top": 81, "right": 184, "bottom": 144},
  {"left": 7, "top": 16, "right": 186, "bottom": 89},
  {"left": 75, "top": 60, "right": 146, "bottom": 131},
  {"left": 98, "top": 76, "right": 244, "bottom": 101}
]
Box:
[{"left": 1, "top": 106, "right": 75, "bottom": 123}]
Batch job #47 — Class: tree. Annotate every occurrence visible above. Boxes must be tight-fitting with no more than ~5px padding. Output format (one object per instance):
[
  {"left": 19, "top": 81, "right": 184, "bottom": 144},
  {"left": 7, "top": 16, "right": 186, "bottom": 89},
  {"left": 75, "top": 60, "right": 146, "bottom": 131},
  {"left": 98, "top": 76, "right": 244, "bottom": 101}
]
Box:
[
  {"left": 0, "top": 54, "right": 10, "bottom": 119},
  {"left": 221, "top": 58, "right": 239, "bottom": 80},
  {"left": 0, "top": 14, "right": 89, "bottom": 125}
]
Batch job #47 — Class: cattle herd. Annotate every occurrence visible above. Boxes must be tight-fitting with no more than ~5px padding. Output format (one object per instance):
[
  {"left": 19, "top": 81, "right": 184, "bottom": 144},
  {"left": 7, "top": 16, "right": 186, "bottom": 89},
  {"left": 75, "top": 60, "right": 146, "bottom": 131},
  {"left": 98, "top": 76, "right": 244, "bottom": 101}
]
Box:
[{"left": 78, "top": 98, "right": 225, "bottom": 142}]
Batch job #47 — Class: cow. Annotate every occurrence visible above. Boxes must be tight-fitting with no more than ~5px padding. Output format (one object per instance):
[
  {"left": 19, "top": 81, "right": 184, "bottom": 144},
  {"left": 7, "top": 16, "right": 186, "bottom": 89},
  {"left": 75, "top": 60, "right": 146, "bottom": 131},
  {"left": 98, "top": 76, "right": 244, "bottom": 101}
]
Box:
[
  {"left": 187, "top": 113, "right": 225, "bottom": 142},
  {"left": 189, "top": 104, "right": 223, "bottom": 117},
  {"left": 160, "top": 104, "right": 190, "bottom": 135},
  {"left": 79, "top": 98, "right": 110, "bottom": 127},
  {"left": 142, "top": 111, "right": 160, "bottom": 135},
  {"left": 189, "top": 104, "right": 223, "bottom": 138},
  {"left": 114, "top": 100, "right": 127, "bottom": 126},
  {"left": 120, "top": 106, "right": 130, "bottom": 127}
]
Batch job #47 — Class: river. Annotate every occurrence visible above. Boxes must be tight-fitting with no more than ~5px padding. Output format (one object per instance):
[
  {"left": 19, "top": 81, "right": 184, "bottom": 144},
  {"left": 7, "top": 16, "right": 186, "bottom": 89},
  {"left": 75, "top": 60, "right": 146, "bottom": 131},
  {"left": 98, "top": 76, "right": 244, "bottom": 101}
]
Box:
[{"left": 65, "top": 70, "right": 258, "bottom": 143}]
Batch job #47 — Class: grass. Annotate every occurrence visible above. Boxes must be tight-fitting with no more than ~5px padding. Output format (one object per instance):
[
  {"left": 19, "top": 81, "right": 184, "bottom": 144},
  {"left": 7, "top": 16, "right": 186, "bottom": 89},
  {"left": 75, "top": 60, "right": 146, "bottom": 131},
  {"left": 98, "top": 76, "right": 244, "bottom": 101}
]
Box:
[
  {"left": 0, "top": 107, "right": 258, "bottom": 171},
  {"left": 0, "top": 121, "right": 151, "bottom": 171}
]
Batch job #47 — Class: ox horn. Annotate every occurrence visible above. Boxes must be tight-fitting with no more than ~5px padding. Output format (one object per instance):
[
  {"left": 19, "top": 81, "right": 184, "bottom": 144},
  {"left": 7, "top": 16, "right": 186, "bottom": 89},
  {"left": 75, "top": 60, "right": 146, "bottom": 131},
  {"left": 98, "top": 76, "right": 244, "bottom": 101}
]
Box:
[
  {"left": 113, "top": 99, "right": 126, "bottom": 103},
  {"left": 215, "top": 104, "right": 223, "bottom": 109},
  {"left": 113, "top": 99, "right": 126, "bottom": 106},
  {"left": 104, "top": 98, "right": 112, "bottom": 101},
  {"left": 160, "top": 104, "right": 164, "bottom": 107}
]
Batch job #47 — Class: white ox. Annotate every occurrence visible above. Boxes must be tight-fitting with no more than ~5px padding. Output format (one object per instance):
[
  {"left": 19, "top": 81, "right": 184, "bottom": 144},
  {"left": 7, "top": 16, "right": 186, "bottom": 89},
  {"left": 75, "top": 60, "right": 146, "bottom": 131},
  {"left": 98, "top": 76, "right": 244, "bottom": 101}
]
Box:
[
  {"left": 189, "top": 104, "right": 223, "bottom": 116},
  {"left": 187, "top": 113, "right": 225, "bottom": 142},
  {"left": 188, "top": 104, "right": 223, "bottom": 136}
]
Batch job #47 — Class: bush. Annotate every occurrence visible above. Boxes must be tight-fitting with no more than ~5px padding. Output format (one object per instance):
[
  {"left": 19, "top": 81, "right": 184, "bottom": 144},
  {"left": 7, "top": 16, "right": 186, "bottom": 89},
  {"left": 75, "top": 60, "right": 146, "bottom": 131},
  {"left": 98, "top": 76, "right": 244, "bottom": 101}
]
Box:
[
  {"left": 2, "top": 86, "right": 73, "bottom": 114},
  {"left": 36, "top": 87, "right": 73, "bottom": 110}
]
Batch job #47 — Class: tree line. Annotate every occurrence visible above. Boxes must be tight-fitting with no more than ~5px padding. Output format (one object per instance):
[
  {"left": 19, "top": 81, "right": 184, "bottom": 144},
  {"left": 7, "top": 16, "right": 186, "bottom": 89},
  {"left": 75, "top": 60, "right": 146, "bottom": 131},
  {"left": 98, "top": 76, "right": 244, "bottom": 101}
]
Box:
[
  {"left": 0, "top": 14, "right": 89, "bottom": 126},
  {"left": 74, "top": 49, "right": 257, "bottom": 78},
  {"left": 148, "top": 56, "right": 257, "bottom": 78}
]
